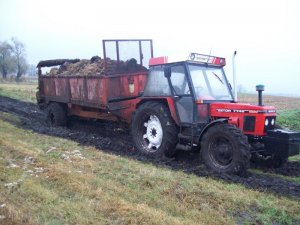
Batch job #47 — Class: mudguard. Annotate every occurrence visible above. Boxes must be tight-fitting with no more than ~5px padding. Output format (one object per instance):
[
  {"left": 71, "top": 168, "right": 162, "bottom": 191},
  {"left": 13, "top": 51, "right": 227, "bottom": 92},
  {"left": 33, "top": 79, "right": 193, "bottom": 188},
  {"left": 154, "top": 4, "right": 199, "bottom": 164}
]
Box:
[{"left": 199, "top": 118, "right": 228, "bottom": 141}]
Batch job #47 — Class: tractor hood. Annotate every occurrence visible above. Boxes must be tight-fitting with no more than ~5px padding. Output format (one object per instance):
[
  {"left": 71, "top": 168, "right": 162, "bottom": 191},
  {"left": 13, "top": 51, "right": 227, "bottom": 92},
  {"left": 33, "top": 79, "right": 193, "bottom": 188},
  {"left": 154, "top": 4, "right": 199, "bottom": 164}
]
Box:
[
  {"left": 210, "top": 102, "right": 276, "bottom": 117},
  {"left": 209, "top": 102, "right": 276, "bottom": 136}
]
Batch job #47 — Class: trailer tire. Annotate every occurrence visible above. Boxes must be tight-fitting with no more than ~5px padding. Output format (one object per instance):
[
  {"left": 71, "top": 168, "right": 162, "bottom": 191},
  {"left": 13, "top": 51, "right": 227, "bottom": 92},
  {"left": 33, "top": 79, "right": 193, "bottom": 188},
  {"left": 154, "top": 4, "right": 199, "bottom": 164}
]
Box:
[
  {"left": 46, "top": 103, "right": 67, "bottom": 126},
  {"left": 131, "top": 101, "right": 178, "bottom": 158},
  {"left": 201, "top": 124, "right": 251, "bottom": 174}
]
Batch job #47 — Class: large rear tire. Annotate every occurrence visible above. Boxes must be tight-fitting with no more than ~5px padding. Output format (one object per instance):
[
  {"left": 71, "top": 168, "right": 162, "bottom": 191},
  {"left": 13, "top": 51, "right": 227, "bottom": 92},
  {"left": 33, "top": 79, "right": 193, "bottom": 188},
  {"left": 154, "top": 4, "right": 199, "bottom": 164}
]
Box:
[
  {"left": 45, "top": 102, "right": 67, "bottom": 126},
  {"left": 201, "top": 124, "right": 251, "bottom": 174},
  {"left": 131, "top": 101, "right": 178, "bottom": 158}
]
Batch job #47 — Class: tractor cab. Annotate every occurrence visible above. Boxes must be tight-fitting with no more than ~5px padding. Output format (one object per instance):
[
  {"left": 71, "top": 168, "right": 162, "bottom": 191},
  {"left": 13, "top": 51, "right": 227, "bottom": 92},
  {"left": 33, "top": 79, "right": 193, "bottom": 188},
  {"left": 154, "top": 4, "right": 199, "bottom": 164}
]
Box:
[{"left": 145, "top": 53, "right": 233, "bottom": 125}]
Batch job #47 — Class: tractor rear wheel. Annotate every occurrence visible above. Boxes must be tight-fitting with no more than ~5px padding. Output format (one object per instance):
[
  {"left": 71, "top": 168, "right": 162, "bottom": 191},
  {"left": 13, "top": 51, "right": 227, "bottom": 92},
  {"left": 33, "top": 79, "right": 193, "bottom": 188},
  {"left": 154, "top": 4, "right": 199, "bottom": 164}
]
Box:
[
  {"left": 201, "top": 124, "right": 251, "bottom": 174},
  {"left": 46, "top": 102, "right": 67, "bottom": 126},
  {"left": 131, "top": 101, "right": 178, "bottom": 158}
]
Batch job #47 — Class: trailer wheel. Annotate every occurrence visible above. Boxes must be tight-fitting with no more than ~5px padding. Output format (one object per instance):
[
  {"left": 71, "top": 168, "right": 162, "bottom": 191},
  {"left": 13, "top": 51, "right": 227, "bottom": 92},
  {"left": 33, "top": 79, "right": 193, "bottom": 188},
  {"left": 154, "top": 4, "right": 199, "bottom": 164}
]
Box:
[
  {"left": 131, "top": 101, "right": 178, "bottom": 158},
  {"left": 46, "top": 103, "right": 67, "bottom": 126},
  {"left": 201, "top": 124, "right": 251, "bottom": 174}
]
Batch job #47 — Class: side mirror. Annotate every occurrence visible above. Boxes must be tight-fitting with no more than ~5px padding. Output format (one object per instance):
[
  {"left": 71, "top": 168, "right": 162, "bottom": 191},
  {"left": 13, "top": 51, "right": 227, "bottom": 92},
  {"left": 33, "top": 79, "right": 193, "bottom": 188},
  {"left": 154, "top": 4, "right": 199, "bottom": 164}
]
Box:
[{"left": 164, "top": 67, "right": 171, "bottom": 78}]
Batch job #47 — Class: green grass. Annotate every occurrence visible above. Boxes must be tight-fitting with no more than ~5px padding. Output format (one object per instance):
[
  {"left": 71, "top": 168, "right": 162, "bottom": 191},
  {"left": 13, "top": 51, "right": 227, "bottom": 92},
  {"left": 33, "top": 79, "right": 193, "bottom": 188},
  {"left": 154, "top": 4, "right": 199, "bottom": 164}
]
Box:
[
  {"left": 255, "top": 197, "right": 294, "bottom": 225},
  {"left": 0, "top": 113, "right": 300, "bottom": 225},
  {"left": 289, "top": 155, "right": 300, "bottom": 161},
  {"left": 0, "top": 83, "right": 37, "bottom": 102},
  {"left": 277, "top": 110, "right": 300, "bottom": 131}
]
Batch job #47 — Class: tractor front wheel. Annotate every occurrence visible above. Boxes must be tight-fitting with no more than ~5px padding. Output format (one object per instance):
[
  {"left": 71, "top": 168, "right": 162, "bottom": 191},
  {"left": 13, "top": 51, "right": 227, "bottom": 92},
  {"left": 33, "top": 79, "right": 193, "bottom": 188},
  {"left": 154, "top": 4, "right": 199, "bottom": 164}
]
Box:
[
  {"left": 131, "top": 101, "right": 178, "bottom": 158},
  {"left": 201, "top": 124, "right": 251, "bottom": 174}
]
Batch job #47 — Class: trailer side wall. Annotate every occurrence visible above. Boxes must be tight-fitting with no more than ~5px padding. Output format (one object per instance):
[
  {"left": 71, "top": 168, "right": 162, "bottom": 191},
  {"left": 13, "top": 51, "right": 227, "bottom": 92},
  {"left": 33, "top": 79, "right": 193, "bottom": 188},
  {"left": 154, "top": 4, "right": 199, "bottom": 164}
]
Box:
[{"left": 38, "top": 72, "right": 148, "bottom": 121}]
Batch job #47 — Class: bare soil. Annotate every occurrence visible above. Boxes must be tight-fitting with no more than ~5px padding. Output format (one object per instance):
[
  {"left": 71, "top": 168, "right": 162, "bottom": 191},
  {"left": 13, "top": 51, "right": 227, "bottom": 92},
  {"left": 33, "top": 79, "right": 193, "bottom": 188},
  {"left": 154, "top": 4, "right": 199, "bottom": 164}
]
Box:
[{"left": 0, "top": 96, "right": 300, "bottom": 199}]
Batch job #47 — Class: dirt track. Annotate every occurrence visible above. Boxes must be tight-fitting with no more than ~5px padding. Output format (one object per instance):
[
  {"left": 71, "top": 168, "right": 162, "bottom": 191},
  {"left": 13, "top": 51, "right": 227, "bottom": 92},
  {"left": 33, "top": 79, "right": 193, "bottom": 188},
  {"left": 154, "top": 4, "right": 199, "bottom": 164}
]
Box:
[{"left": 1, "top": 95, "right": 300, "bottom": 198}]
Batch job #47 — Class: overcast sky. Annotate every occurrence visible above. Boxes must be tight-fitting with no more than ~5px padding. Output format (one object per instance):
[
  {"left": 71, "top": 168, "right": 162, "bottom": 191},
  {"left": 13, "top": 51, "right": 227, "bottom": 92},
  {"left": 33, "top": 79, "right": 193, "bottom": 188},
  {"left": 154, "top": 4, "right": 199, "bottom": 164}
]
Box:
[{"left": 1, "top": 0, "right": 300, "bottom": 96}]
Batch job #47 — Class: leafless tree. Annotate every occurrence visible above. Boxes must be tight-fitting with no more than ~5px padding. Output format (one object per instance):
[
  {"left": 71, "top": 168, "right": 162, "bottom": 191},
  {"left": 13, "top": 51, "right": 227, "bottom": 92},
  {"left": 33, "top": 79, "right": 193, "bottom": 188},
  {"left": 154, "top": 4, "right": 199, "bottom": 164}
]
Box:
[
  {"left": 0, "top": 41, "right": 15, "bottom": 78},
  {"left": 11, "top": 37, "right": 28, "bottom": 81}
]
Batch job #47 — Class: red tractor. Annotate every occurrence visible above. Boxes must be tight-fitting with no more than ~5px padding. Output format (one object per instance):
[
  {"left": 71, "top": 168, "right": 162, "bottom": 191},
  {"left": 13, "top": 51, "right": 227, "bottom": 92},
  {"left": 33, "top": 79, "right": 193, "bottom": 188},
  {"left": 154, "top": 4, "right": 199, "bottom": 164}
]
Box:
[{"left": 37, "top": 39, "right": 300, "bottom": 174}]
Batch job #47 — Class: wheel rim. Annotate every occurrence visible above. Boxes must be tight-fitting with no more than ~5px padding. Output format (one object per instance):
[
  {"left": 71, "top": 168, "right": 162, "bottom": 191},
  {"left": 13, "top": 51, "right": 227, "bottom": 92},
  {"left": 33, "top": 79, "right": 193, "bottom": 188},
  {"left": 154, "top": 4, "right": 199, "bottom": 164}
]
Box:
[
  {"left": 142, "top": 115, "right": 163, "bottom": 152},
  {"left": 208, "top": 136, "right": 233, "bottom": 169}
]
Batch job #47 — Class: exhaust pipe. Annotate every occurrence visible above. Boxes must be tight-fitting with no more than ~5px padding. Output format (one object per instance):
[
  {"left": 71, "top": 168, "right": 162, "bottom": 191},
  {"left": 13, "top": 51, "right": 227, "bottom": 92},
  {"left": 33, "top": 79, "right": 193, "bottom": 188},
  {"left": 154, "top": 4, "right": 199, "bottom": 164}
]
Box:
[
  {"left": 256, "top": 84, "right": 264, "bottom": 106},
  {"left": 232, "top": 51, "right": 237, "bottom": 102}
]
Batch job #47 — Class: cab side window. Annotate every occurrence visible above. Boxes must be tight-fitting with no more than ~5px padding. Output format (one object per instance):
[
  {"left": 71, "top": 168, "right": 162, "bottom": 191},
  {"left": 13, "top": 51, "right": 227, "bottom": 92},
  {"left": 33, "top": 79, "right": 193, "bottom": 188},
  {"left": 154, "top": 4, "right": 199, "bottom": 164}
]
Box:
[
  {"left": 143, "top": 66, "right": 171, "bottom": 96},
  {"left": 170, "top": 66, "right": 190, "bottom": 95}
]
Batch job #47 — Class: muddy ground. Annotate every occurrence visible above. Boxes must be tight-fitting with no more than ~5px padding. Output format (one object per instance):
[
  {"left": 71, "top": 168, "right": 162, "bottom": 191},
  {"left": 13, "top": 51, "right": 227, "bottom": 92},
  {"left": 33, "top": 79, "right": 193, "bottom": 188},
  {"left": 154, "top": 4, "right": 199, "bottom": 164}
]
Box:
[{"left": 1, "top": 95, "right": 300, "bottom": 199}]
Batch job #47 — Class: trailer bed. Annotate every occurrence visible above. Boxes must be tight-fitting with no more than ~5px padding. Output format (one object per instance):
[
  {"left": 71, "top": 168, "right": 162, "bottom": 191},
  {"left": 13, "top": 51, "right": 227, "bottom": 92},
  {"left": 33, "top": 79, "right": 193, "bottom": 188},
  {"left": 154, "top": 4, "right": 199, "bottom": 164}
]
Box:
[{"left": 38, "top": 72, "right": 148, "bottom": 110}]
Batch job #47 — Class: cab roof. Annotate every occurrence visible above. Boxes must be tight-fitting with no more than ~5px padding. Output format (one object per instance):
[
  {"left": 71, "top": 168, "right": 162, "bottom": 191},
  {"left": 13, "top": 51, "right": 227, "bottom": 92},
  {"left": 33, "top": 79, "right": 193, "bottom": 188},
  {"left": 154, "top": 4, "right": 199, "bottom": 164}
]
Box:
[{"left": 149, "top": 53, "right": 226, "bottom": 67}]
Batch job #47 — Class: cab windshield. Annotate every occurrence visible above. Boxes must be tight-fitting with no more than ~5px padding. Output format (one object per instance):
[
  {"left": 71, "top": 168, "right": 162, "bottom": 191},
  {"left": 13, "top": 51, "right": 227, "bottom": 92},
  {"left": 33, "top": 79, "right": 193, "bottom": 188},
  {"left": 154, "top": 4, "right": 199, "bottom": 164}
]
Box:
[{"left": 188, "top": 64, "right": 233, "bottom": 101}]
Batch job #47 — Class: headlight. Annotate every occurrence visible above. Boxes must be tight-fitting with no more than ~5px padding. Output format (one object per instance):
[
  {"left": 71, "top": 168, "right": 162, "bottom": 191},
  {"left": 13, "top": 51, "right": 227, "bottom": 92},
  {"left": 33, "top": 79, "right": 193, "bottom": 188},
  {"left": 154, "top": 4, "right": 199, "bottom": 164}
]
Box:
[
  {"left": 271, "top": 118, "right": 275, "bottom": 126},
  {"left": 265, "top": 118, "right": 269, "bottom": 126}
]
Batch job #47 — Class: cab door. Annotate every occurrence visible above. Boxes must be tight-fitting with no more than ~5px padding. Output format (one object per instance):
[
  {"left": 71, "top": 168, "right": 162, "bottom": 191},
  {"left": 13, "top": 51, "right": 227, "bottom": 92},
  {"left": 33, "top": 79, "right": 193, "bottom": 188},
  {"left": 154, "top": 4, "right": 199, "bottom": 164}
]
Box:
[{"left": 166, "top": 65, "right": 195, "bottom": 124}]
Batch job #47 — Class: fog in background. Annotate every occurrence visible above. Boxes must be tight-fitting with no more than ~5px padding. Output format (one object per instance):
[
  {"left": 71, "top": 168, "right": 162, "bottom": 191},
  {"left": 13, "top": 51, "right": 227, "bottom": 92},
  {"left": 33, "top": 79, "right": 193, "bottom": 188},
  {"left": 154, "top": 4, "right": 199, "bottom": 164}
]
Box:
[{"left": 1, "top": 0, "right": 299, "bottom": 96}]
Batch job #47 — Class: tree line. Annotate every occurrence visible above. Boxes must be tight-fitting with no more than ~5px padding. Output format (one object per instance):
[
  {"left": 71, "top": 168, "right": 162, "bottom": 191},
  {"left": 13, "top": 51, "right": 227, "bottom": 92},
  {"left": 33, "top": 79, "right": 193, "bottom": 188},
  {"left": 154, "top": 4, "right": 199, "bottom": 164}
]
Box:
[{"left": 0, "top": 37, "right": 31, "bottom": 80}]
